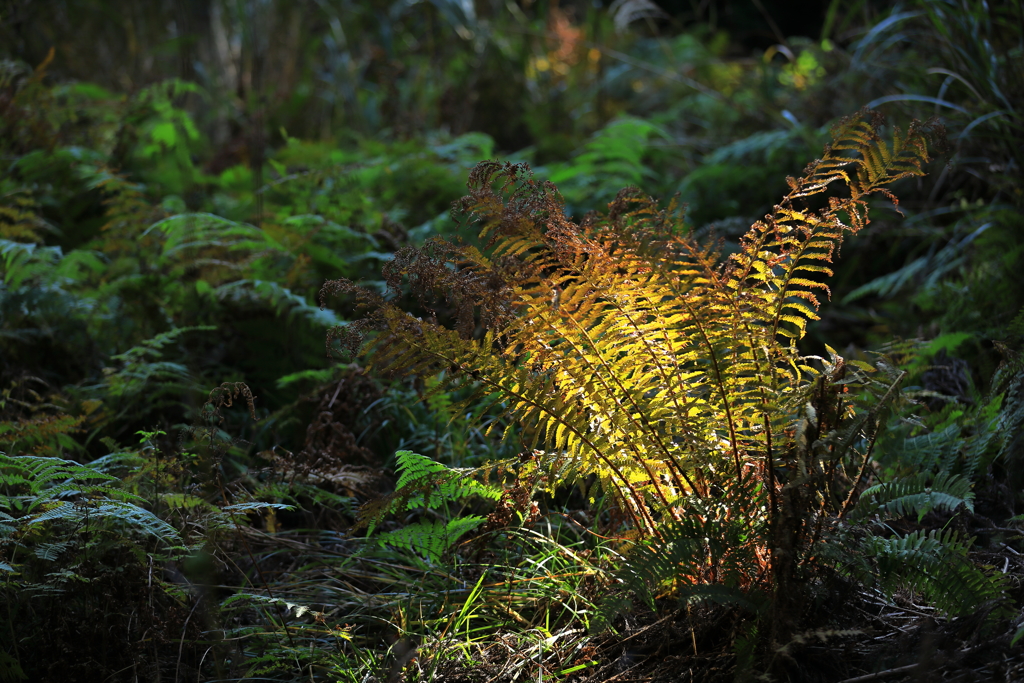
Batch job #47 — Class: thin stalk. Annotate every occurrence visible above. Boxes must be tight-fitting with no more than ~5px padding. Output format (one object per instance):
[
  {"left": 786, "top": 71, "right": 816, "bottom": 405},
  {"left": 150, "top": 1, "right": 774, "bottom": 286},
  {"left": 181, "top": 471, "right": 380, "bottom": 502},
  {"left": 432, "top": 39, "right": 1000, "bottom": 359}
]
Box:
[{"left": 839, "top": 371, "right": 905, "bottom": 518}]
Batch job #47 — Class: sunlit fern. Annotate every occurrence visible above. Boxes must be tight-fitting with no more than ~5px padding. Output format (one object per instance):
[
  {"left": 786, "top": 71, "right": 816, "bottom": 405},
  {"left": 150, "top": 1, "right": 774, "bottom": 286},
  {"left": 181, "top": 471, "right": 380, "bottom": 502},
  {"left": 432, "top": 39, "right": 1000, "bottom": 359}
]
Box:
[{"left": 324, "top": 112, "right": 938, "bottom": 540}]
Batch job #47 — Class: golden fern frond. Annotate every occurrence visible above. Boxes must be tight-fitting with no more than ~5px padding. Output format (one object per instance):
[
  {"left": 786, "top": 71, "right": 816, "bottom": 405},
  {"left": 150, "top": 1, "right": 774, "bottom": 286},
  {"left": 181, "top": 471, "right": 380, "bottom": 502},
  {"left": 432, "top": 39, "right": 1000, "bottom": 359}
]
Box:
[
  {"left": 724, "top": 112, "right": 939, "bottom": 358},
  {"left": 321, "top": 113, "right": 936, "bottom": 537}
]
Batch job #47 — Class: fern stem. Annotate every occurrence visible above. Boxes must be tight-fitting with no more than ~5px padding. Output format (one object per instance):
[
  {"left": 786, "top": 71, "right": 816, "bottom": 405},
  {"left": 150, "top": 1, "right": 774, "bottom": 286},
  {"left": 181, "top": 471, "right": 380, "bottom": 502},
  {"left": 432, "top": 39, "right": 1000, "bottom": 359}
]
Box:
[
  {"left": 839, "top": 371, "right": 905, "bottom": 518},
  {"left": 764, "top": 413, "right": 778, "bottom": 540},
  {"left": 681, "top": 298, "right": 744, "bottom": 486}
]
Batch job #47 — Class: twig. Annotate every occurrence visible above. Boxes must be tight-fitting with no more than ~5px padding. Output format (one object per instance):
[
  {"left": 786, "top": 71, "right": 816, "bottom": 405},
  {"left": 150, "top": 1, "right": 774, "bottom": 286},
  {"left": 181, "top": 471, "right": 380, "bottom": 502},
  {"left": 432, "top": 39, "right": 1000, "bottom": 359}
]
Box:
[
  {"left": 175, "top": 596, "right": 202, "bottom": 683},
  {"left": 614, "top": 612, "right": 676, "bottom": 647},
  {"left": 838, "top": 641, "right": 1001, "bottom": 683},
  {"left": 836, "top": 663, "right": 919, "bottom": 683},
  {"left": 327, "top": 380, "right": 344, "bottom": 409}
]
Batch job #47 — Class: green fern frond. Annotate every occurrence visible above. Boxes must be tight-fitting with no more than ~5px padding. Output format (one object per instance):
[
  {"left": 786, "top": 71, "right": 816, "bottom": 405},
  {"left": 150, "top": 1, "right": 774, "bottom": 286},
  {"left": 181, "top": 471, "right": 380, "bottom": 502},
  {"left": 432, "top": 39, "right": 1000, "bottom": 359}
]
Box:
[
  {"left": 111, "top": 326, "right": 216, "bottom": 364},
  {"left": 19, "top": 500, "right": 178, "bottom": 542},
  {"left": 217, "top": 280, "right": 340, "bottom": 328},
  {"left": 220, "top": 502, "right": 296, "bottom": 515},
  {"left": 823, "top": 522, "right": 1011, "bottom": 621},
  {"left": 0, "top": 453, "right": 124, "bottom": 500},
  {"left": 994, "top": 364, "right": 1024, "bottom": 464},
  {"left": 392, "top": 450, "right": 500, "bottom": 506},
  {"left": 853, "top": 470, "right": 974, "bottom": 522},
  {"left": 0, "top": 239, "right": 63, "bottom": 288},
  {"left": 0, "top": 453, "right": 180, "bottom": 542},
  {"left": 959, "top": 395, "right": 1003, "bottom": 480},
  {"left": 375, "top": 516, "right": 487, "bottom": 564},
  {"left": 0, "top": 511, "right": 16, "bottom": 537},
  {"left": 602, "top": 473, "right": 768, "bottom": 618},
  {"left": 862, "top": 529, "right": 1010, "bottom": 618},
  {"left": 547, "top": 116, "right": 667, "bottom": 210},
  {"left": 891, "top": 424, "right": 962, "bottom": 473},
  {"left": 357, "top": 451, "right": 500, "bottom": 535},
  {"left": 357, "top": 452, "right": 502, "bottom": 563}
]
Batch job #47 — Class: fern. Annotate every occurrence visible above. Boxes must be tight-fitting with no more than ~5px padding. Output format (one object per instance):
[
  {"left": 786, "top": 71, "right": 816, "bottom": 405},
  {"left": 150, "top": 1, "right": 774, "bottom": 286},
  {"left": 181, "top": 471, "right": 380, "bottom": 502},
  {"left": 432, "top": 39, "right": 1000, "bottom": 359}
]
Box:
[
  {"left": 359, "top": 450, "right": 501, "bottom": 535},
  {"left": 0, "top": 414, "right": 83, "bottom": 458},
  {"left": 546, "top": 116, "right": 667, "bottom": 212},
  {"left": 215, "top": 279, "right": 340, "bottom": 328},
  {"left": 873, "top": 374, "right": 1004, "bottom": 481},
  {"left": 600, "top": 472, "right": 770, "bottom": 620},
  {"left": 890, "top": 424, "right": 962, "bottom": 472},
  {"left": 842, "top": 528, "right": 1011, "bottom": 620},
  {"left": 104, "top": 327, "right": 213, "bottom": 394},
  {"left": 0, "top": 240, "right": 63, "bottom": 289},
  {"left": 852, "top": 470, "right": 974, "bottom": 522},
  {"left": 319, "top": 111, "right": 940, "bottom": 644},
  {"left": 22, "top": 500, "right": 177, "bottom": 540},
  {"left": 324, "top": 111, "right": 937, "bottom": 536},
  {"left": 392, "top": 450, "right": 501, "bottom": 508},
  {"left": 842, "top": 221, "right": 993, "bottom": 304},
  {"left": 142, "top": 211, "right": 284, "bottom": 284},
  {"left": 0, "top": 453, "right": 182, "bottom": 578},
  {"left": 375, "top": 516, "right": 488, "bottom": 564},
  {"left": 219, "top": 501, "right": 296, "bottom": 515},
  {"left": 357, "top": 451, "right": 501, "bottom": 563},
  {"left": 0, "top": 453, "right": 178, "bottom": 537},
  {"left": 994, "top": 361, "right": 1024, "bottom": 467},
  {"left": 0, "top": 184, "right": 51, "bottom": 243}
]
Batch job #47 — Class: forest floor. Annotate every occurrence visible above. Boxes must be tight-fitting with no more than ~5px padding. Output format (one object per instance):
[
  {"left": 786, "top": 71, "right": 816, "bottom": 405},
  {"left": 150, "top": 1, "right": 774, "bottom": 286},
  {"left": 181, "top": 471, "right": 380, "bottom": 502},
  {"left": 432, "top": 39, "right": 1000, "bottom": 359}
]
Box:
[{"left": 225, "top": 378, "right": 1024, "bottom": 683}]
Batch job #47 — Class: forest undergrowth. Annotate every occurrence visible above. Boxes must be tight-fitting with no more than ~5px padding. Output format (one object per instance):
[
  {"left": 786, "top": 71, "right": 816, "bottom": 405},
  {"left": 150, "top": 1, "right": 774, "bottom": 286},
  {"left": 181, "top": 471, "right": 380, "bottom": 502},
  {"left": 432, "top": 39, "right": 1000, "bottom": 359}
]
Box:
[{"left": 2, "top": 1, "right": 1023, "bottom": 681}]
